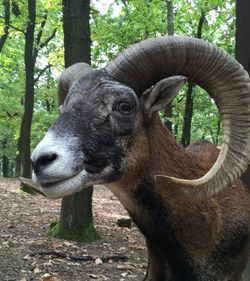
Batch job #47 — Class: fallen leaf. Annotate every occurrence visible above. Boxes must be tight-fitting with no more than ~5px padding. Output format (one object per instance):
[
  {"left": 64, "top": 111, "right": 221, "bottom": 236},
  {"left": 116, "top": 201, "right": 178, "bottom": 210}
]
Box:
[
  {"left": 95, "top": 257, "right": 103, "bottom": 265},
  {"left": 63, "top": 241, "right": 74, "bottom": 247},
  {"left": 43, "top": 259, "right": 54, "bottom": 267},
  {"left": 33, "top": 266, "right": 42, "bottom": 274},
  {"left": 116, "top": 264, "right": 134, "bottom": 271},
  {"left": 41, "top": 273, "right": 58, "bottom": 281},
  {"left": 23, "top": 254, "right": 31, "bottom": 260},
  {"left": 88, "top": 274, "right": 98, "bottom": 279}
]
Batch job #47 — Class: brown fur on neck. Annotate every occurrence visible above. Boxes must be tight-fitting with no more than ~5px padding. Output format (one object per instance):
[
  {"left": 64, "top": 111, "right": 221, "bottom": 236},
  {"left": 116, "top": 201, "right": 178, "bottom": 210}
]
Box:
[{"left": 107, "top": 114, "right": 250, "bottom": 275}]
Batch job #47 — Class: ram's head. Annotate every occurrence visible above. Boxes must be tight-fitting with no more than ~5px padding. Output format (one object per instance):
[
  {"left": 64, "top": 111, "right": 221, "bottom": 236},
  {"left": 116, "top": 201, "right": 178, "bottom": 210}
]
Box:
[{"left": 28, "top": 36, "right": 250, "bottom": 199}]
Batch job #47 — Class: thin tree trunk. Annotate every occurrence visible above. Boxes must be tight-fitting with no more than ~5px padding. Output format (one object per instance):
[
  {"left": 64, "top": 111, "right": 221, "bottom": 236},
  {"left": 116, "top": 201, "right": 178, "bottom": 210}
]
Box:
[
  {"left": 0, "top": 0, "right": 10, "bottom": 52},
  {"left": 2, "top": 140, "right": 9, "bottom": 177},
  {"left": 167, "top": 0, "right": 174, "bottom": 35},
  {"left": 15, "top": 138, "right": 21, "bottom": 177},
  {"left": 19, "top": 0, "right": 36, "bottom": 192},
  {"left": 2, "top": 156, "right": 9, "bottom": 177},
  {"left": 164, "top": 0, "right": 174, "bottom": 133},
  {"left": 18, "top": 1, "right": 55, "bottom": 189},
  {"left": 181, "top": 82, "right": 195, "bottom": 147},
  {"left": 236, "top": 0, "right": 250, "bottom": 74},
  {"left": 181, "top": 11, "right": 205, "bottom": 147},
  {"left": 237, "top": 2, "right": 250, "bottom": 279},
  {"left": 57, "top": 0, "right": 98, "bottom": 242}
]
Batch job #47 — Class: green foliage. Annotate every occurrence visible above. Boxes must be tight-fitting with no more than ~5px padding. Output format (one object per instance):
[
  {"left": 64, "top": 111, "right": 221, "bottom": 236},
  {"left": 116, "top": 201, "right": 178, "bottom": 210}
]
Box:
[
  {"left": 161, "top": 86, "right": 221, "bottom": 144},
  {"left": 48, "top": 220, "right": 100, "bottom": 243},
  {"left": 0, "top": 0, "right": 63, "bottom": 176},
  {"left": 91, "top": 0, "right": 167, "bottom": 66},
  {"left": 91, "top": 0, "right": 235, "bottom": 145},
  {"left": 0, "top": 0, "right": 236, "bottom": 177}
]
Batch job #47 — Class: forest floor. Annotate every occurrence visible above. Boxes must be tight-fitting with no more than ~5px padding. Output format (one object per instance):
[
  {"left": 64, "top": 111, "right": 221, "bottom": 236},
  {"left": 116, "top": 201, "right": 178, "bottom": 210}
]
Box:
[{"left": 0, "top": 178, "right": 147, "bottom": 281}]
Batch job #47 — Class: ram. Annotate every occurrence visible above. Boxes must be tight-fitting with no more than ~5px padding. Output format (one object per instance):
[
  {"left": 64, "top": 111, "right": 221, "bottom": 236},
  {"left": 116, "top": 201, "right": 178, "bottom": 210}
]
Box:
[
  {"left": 27, "top": 36, "right": 250, "bottom": 281},
  {"left": 186, "top": 139, "right": 250, "bottom": 191}
]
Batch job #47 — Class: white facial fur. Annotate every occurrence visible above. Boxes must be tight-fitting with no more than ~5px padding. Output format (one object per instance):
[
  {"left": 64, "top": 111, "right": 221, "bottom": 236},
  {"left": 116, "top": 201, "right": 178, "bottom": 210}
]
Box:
[
  {"left": 32, "top": 131, "right": 84, "bottom": 178},
  {"left": 31, "top": 131, "right": 88, "bottom": 198},
  {"left": 31, "top": 131, "right": 115, "bottom": 198},
  {"left": 33, "top": 170, "right": 90, "bottom": 198}
]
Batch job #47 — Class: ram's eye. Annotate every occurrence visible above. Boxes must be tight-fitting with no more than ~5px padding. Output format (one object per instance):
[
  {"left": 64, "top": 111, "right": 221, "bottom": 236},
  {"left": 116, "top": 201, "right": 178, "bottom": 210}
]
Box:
[{"left": 117, "top": 102, "right": 133, "bottom": 114}]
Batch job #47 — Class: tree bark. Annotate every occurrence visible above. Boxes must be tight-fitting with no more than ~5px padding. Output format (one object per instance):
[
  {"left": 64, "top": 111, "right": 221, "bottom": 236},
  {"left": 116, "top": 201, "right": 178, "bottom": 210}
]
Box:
[
  {"left": 63, "top": 0, "right": 91, "bottom": 66},
  {"left": 236, "top": 0, "right": 250, "bottom": 74},
  {"left": 164, "top": 0, "right": 174, "bottom": 133},
  {"left": 237, "top": 3, "right": 250, "bottom": 279},
  {"left": 57, "top": 0, "right": 97, "bottom": 242},
  {"left": 0, "top": 0, "right": 10, "bottom": 52},
  {"left": 19, "top": 0, "right": 36, "bottom": 192},
  {"left": 2, "top": 140, "right": 9, "bottom": 177},
  {"left": 181, "top": 11, "right": 205, "bottom": 147},
  {"left": 2, "top": 155, "right": 9, "bottom": 177},
  {"left": 0, "top": 1, "right": 10, "bottom": 178},
  {"left": 167, "top": 0, "right": 174, "bottom": 35},
  {"left": 181, "top": 82, "right": 195, "bottom": 147}
]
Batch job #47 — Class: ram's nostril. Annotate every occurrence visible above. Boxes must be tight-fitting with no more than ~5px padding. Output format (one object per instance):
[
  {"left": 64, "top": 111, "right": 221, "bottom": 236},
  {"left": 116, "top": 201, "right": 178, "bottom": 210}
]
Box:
[
  {"left": 32, "top": 153, "right": 58, "bottom": 174},
  {"left": 38, "top": 153, "right": 57, "bottom": 166}
]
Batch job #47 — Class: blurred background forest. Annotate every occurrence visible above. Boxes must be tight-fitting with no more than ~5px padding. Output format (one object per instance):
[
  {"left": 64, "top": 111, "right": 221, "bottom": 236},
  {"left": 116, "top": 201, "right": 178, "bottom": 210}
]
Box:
[
  {"left": 0, "top": 0, "right": 237, "bottom": 179},
  {"left": 2, "top": 2, "right": 250, "bottom": 279}
]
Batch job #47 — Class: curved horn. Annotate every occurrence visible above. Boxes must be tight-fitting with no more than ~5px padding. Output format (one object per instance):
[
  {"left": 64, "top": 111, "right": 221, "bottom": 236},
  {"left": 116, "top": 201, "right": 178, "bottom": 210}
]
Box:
[
  {"left": 105, "top": 36, "right": 250, "bottom": 199},
  {"left": 58, "top": 62, "right": 92, "bottom": 106}
]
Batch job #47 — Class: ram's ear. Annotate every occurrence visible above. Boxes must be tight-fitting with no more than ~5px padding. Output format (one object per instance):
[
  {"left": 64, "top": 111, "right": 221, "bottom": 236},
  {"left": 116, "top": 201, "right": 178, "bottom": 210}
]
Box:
[{"left": 141, "top": 76, "right": 186, "bottom": 117}]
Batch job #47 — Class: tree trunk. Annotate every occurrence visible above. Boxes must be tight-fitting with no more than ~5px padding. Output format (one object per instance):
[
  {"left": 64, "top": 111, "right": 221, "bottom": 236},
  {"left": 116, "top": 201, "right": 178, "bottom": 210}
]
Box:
[
  {"left": 63, "top": 0, "right": 91, "bottom": 66},
  {"left": 236, "top": 0, "right": 250, "bottom": 74},
  {"left": 181, "top": 11, "right": 205, "bottom": 147},
  {"left": 2, "top": 156, "right": 9, "bottom": 177},
  {"left": 2, "top": 140, "right": 9, "bottom": 177},
  {"left": 164, "top": 0, "right": 174, "bottom": 133},
  {"left": 15, "top": 138, "right": 21, "bottom": 177},
  {"left": 236, "top": 1, "right": 250, "bottom": 278},
  {"left": 0, "top": 1, "right": 10, "bottom": 178},
  {"left": 19, "top": 0, "right": 36, "bottom": 193},
  {"left": 181, "top": 82, "right": 195, "bottom": 147},
  {"left": 167, "top": 0, "right": 174, "bottom": 35},
  {"left": 0, "top": 0, "right": 10, "bottom": 52},
  {"left": 55, "top": 0, "right": 98, "bottom": 242}
]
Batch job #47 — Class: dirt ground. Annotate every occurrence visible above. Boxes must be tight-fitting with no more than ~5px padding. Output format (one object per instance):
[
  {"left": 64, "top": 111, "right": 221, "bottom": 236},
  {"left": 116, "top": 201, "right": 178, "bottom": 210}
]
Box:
[{"left": 0, "top": 178, "right": 147, "bottom": 281}]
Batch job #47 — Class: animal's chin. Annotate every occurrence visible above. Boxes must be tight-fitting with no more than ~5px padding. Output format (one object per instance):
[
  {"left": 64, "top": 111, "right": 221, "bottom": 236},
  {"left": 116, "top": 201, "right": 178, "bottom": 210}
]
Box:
[
  {"left": 30, "top": 165, "right": 114, "bottom": 199},
  {"left": 41, "top": 172, "right": 80, "bottom": 188},
  {"left": 33, "top": 170, "right": 90, "bottom": 199}
]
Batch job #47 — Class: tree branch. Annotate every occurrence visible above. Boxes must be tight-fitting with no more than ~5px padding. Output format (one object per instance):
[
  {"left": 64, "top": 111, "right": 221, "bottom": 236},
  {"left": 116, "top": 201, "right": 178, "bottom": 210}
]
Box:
[
  {"left": 196, "top": 10, "right": 206, "bottom": 39},
  {"left": 33, "top": 13, "right": 48, "bottom": 60},
  {"left": 39, "top": 28, "right": 57, "bottom": 49},
  {"left": 33, "top": 28, "right": 57, "bottom": 61},
  {"left": 29, "top": 251, "right": 129, "bottom": 263},
  {"left": 34, "top": 64, "right": 51, "bottom": 84},
  {"left": 0, "top": 16, "right": 26, "bottom": 35},
  {"left": 36, "top": 13, "right": 48, "bottom": 47}
]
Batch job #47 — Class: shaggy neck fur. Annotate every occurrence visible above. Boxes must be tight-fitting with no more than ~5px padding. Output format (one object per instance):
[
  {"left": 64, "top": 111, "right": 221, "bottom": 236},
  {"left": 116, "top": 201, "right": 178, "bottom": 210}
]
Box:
[{"left": 107, "top": 115, "right": 250, "bottom": 281}]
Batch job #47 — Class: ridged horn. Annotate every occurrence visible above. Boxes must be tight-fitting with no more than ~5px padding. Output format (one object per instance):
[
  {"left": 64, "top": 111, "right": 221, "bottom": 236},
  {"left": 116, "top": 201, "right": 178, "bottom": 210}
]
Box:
[
  {"left": 58, "top": 62, "right": 92, "bottom": 106},
  {"left": 105, "top": 36, "right": 250, "bottom": 199}
]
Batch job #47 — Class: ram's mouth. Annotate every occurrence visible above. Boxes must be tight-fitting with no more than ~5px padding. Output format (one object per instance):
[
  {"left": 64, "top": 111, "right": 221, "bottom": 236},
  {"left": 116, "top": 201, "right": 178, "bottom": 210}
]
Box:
[
  {"left": 41, "top": 172, "right": 80, "bottom": 188},
  {"left": 20, "top": 170, "right": 88, "bottom": 198}
]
